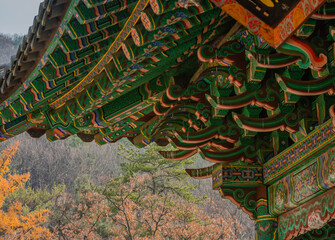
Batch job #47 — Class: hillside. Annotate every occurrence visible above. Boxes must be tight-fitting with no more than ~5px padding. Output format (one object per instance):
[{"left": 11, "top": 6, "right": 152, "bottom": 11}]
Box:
[{"left": 0, "top": 34, "right": 22, "bottom": 65}]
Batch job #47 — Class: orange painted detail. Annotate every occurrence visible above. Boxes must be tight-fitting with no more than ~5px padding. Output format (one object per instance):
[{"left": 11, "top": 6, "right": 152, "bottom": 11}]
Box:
[
  {"left": 211, "top": 0, "right": 327, "bottom": 48},
  {"left": 221, "top": 3, "right": 248, "bottom": 26}
]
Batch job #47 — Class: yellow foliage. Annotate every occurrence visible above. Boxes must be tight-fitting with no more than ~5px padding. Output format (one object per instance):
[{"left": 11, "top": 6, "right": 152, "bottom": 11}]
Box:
[{"left": 0, "top": 142, "right": 54, "bottom": 239}]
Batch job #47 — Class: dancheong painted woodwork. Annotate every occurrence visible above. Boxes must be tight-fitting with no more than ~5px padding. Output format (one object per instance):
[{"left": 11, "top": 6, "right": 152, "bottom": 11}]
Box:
[{"left": 1, "top": 0, "right": 335, "bottom": 239}]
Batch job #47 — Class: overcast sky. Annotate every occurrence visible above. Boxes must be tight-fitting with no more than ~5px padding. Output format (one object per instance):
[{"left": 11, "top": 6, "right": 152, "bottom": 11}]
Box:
[{"left": 0, "top": 0, "right": 43, "bottom": 35}]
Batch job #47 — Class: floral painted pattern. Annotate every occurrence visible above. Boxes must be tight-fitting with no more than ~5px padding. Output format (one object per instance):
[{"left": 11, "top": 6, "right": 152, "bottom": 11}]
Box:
[{"left": 293, "top": 163, "right": 320, "bottom": 202}]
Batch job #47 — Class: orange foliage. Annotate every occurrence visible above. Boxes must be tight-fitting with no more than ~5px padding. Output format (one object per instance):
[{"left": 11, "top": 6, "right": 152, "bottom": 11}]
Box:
[
  {"left": 52, "top": 191, "right": 109, "bottom": 239},
  {"left": 107, "top": 174, "right": 240, "bottom": 240},
  {"left": 0, "top": 142, "right": 53, "bottom": 239},
  {"left": 53, "top": 174, "right": 242, "bottom": 239}
]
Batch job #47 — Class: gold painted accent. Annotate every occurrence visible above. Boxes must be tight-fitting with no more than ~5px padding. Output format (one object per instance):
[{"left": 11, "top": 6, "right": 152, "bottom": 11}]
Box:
[
  {"left": 76, "top": 8, "right": 86, "bottom": 23},
  {"left": 76, "top": 98, "right": 85, "bottom": 111},
  {"left": 56, "top": 112, "right": 67, "bottom": 125},
  {"left": 85, "top": 89, "right": 94, "bottom": 102},
  {"left": 67, "top": 22, "right": 78, "bottom": 39},
  {"left": 161, "top": 52, "right": 168, "bottom": 57},
  {"left": 259, "top": 0, "right": 278, "bottom": 8},
  {"left": 257, "top": 198, "right": 268, "bottom": 203},
  {"left": 39, "top": 69, "right": 49, "bottom": 81},
  {"left": 49, "top": 112, "right": 57, "bottom": 122},
  {"left": 255, "top": 218, "right": 277, "bottom": 223},
  {"left": 60, "top": 38, "right": 71, "bottom": 52},
  {"left": 66, "top": 105, "right": 75, "bottom": 117},
  {"left": 19, "top": 95, "right": 28, "bottom": 105},
  {"left": 96, "top": 80, "right": 105, "bottom": 93},
  {"left": 48, "top": 54, "right": 59, "bottom": 66},
  {"left": 9, "top": 104, "right": 18, "bottom": 115}
]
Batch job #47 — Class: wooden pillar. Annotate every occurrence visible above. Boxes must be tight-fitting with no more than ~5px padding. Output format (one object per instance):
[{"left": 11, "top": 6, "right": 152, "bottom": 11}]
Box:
[{"left": 255, "top": 185, "right": 278, "bottom": 240}]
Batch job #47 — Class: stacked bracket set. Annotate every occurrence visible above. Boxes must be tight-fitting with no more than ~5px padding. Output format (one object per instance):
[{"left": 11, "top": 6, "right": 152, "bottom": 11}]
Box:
[{"left": 0, "top": 0, "right": 335, "bottom": 239}]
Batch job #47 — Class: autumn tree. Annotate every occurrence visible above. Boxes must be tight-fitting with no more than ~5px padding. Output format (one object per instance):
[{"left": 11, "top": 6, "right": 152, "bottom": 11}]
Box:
[
  {"left": 51, "top": 144, "right": 242, "bottom": 239},
  {"left": 101, "top": 173, "right": 240, "bottom": 240},
  {"left": 50, "top": 175, "right": 109, "bottom": 239},
  {"left": 0, "top": 142, "right": 54, "bottom": 239}
]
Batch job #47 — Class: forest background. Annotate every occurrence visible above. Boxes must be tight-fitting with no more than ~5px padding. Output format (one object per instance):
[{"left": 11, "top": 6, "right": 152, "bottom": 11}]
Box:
[{"left": 0, "top": 34, "right": 254, "bottom": 239}]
